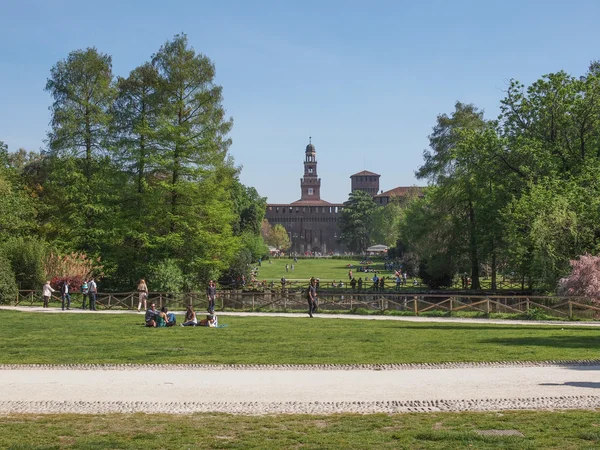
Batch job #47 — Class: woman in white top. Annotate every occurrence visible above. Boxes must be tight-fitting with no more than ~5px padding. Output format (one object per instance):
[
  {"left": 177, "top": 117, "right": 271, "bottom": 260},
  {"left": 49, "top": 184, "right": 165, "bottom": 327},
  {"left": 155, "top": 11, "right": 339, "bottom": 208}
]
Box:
[
  {"left": 42, "top": 281, "right": 55, "bottom": 308},
  {"left": 181, "top": 305, "right": 198, "bottom": 326},
  {"left": 137, "top": 279, "right": 148, "bottom": 312}
]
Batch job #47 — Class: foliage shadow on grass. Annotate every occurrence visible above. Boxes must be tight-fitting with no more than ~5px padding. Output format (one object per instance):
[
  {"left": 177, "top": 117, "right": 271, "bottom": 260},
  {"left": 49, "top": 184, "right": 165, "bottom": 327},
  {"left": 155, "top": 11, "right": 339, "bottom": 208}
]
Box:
[
  {"left": 479, "top": 336, "right": 600, "bottom": 349},
  {"left": 387, "top": 325, "right": 581, "bottom": 331},
  {"left": 540, "top": 382, "right": 600, "bottom": 389}
]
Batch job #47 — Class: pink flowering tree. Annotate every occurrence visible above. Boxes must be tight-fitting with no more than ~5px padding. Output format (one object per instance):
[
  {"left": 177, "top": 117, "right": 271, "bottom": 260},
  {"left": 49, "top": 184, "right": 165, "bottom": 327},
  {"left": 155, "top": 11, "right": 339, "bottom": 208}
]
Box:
[{"left": 557, "top": 254, "right": 600, "bottom": 304}]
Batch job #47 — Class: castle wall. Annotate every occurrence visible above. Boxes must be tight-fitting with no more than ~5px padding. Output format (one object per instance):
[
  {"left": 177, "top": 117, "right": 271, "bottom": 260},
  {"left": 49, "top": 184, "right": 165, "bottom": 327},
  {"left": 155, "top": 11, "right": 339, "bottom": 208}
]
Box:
[{"left": 265, "top": 204, "right": 343, "bottom": 254}]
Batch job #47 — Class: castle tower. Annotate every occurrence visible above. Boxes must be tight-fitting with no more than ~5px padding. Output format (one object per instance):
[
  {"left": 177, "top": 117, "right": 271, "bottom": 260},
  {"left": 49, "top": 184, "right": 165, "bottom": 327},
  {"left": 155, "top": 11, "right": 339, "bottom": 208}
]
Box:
[
  {"left": 350, "top": 170, "right": 380, "bottom": 197},
  {"left": 300, "top": 138, "right": 321, "bottom": 200}
]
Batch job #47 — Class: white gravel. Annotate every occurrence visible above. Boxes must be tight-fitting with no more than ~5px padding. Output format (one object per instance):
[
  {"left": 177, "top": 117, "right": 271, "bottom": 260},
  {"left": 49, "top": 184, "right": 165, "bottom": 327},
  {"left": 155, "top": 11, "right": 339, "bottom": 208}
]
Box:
[{"left": 1, "top": 363, "right": 599, "bottom": 415}]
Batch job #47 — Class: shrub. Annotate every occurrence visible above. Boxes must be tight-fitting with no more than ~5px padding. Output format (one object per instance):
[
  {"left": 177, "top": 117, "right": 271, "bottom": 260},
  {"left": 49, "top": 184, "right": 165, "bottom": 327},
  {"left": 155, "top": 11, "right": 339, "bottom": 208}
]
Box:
[
  {"left": 149, "top": 259, "right": 184, "bottom": 292},
  {"left": 43, "top": 251, "right": 103, "bottom": 285},
  {"left": 557, "top": 254, "right": 600, "bottom": 305},
  {"left": 0, "top": 255, "right": 18, "bottom": 304},
  {"left": 1, "top": 237, "right": 48, "bottom": 290}
]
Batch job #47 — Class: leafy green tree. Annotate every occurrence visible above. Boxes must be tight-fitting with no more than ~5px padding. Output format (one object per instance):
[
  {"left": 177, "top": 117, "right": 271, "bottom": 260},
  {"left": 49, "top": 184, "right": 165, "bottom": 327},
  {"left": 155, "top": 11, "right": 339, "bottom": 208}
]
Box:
[
  {"left": 44, "top": 48, "right": 120, "bottom": 254},
  {"left": 137, "top": 34, "right": 239, "bottom": 287},
  {"left": 416, "top": 102, "right": 489, "bottom": 289},
  {"left": 46, "top": 47, "right": 116, "bottom": 181},
  {"left": 0, "top": 142, "right": 36, "bottom": 242},
  {"left": 339, "top": 190, "right": 378, "bottom": 253},
  {"left": 371, "top": 199, "right": 403, "bottom": 247},
  {"left": 266, "top": 224, "right": 291, "bottom": 250}
]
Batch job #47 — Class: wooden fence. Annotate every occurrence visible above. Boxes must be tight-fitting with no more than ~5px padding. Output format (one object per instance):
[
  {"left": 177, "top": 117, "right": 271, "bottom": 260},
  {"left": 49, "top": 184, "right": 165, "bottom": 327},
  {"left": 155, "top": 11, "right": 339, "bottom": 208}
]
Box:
[{"left": 11, "top": 290, "right": 600, "bottom": 320}]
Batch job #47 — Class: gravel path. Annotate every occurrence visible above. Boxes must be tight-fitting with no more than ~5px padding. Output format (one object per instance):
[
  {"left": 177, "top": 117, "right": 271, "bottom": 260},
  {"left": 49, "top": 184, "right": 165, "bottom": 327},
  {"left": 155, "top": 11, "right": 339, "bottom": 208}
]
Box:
[{"left": 1, "top": 362, "right": 599, "bottom": 415}]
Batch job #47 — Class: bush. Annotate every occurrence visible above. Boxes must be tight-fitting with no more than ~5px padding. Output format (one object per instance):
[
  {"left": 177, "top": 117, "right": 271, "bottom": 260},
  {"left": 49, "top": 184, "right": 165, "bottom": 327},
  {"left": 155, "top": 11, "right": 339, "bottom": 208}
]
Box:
[
  {"left": 418, "top": 258, "right": 454, "bottom": 288},
  {"left": 557, "top": 254, "right": 600, "bottom": 306},
  {"left": 1, "top": 237, "right": 48, "bottom": 290},
  {"left": 149, "top": 259, "right": 184, "bottom": 292},
  {"left": 0, "top": 255, "right": 18, "bottom": 304}
]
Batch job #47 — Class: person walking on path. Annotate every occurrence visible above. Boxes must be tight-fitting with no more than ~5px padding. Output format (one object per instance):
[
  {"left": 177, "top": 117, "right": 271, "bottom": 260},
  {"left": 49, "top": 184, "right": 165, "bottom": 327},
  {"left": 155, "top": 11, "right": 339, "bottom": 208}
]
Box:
[
  {"left": 81, "top": 280, "right": 88, "bottom": 309},
  {"left": 136, "top": 279, "right": 148, "bottom": 312},
  {"left": 207, "top": 280, "right": 217, "bottom": 314},
  {"left": 307, "top": 277, "right": 318, "bottom": 318},
  {"left": 88, "top": 278, "right": 97, "bottom": 311},
  {"left": 42, "top": 281, "right": 55, "bottom": 308},
  {"left": 60, "top": 280, "right": 71, "bottom": 311}
]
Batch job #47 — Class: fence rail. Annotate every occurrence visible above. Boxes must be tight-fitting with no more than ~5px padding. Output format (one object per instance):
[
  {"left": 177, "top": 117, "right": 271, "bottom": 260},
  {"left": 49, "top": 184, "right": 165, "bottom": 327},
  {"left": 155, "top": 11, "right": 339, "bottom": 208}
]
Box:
[{"left": 10, "top": 290, "right": 600, "bottom": 320}]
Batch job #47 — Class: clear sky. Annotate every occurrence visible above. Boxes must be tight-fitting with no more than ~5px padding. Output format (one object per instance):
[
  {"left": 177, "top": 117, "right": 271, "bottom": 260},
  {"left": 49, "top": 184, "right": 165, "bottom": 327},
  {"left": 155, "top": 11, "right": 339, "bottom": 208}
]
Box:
[{"left": 1, "top": 0, "right": 599, "bottom": 203}]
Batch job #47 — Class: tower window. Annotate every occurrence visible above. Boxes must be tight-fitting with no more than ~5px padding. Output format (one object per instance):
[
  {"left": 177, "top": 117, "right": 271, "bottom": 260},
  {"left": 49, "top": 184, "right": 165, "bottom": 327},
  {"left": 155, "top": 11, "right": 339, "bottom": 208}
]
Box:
[
  {"left": 308, "top": 167, "right": 313, "bottom": 174},
  {"left": 308, "top": 188, "right": 314, "bottom": 195}
]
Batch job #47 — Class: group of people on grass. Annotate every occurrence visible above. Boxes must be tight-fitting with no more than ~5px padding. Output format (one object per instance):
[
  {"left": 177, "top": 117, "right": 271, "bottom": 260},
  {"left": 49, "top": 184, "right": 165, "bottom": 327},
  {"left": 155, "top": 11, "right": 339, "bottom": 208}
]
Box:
[
  {"left": 42, "top": 279, "right": 98, "bottom": 311},
  {"left": 144, "top": 303, "right": 218, "bottom": 328}
]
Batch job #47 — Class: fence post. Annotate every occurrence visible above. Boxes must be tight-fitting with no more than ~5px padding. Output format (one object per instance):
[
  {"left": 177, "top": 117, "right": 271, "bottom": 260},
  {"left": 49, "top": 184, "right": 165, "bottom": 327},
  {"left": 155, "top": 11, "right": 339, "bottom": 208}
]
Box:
[
  {"left": 449, "top": 297, "right": 453, "bottom": 314},
  {"left": 525, "top": 298, "right": 529, "bottom": 312},
  {"left": 252, "top": 294, "right": 255, "bottom": 311},
  {"left": 568, "top": 301, "right": 573, "bottom": 319},
  {"left": 413, "top": 296, "right": 418, "bottom": 315},
  {"left": 486, "top": 298, "right": 490, "bottom": 315}
]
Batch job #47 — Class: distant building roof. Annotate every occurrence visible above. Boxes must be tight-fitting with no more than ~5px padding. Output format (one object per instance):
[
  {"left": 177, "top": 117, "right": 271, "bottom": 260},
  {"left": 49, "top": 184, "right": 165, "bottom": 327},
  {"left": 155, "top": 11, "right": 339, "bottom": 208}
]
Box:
[
  {"left": 366, "top": 244, "right": 389, "bottom": 252},
  {"left": 289, "top": 199, "right": 344, "bottom": 206},
  {"left": 350, "top": 170, "right": 380, "bottom": 177},
  {"left": 374, "top": 186, "right": 425, "bottom": 198}
]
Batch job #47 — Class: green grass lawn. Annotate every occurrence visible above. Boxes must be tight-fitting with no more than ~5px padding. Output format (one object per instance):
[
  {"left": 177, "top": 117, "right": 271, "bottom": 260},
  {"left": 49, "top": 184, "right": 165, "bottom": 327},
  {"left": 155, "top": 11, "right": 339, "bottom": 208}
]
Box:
[
  {"left": 255, "top": 257, "right": 397, "bottom": 283},
  {"left": 2, "top": 310, "right": 599, "bottom": 364},
  {"left": 1, "top": 410, "right": 599, "bottom": 449}
]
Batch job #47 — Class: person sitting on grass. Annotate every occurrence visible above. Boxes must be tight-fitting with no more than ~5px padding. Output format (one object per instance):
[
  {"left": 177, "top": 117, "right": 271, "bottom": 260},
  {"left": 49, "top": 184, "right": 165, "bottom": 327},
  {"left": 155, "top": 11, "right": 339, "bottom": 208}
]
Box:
[
  {"left": 198, "top": 314, "right": 218, "bottom": 327},
  {"left": 157, "top": 306, "right": 176, "bottom": 327},
  {"left": 145, "top": 303, "right": 159, "bottom": 327},
  {"left": 181, "top": 305, "right": 197, "bottom": 326}
]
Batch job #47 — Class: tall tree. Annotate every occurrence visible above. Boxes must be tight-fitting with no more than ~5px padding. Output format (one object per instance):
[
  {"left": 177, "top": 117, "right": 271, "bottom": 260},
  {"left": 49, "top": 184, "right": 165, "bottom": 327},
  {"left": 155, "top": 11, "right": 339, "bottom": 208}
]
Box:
[
  {"left": 46, "top": 47, "right": 115, "bottom": 181},
  {"left": 416, "top": 102, "right": 488, "bottom": 289},
  {"left": 144, "top": 34, "right": 238, "bottom": 286},
  {"left": 339, "top": 190, "right": 378, "bottom": 253},
  {"left": 44, "top": 48, "right": 118, "bottom": 253}
]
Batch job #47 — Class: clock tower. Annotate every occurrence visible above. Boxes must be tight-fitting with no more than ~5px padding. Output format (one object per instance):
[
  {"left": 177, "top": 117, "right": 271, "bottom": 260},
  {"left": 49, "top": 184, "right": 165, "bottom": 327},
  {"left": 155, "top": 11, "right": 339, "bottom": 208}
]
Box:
[{"left": 300, "top": 138, "right": 321, "bottom": 201}]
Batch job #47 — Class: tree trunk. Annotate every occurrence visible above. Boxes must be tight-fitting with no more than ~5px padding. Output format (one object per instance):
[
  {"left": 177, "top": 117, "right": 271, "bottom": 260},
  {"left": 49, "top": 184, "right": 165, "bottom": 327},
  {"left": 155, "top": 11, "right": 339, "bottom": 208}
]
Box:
[
  {"left": 491, "top": 251, "right": 497, "bottom": 290},
  {"left": 468, "top": 201, "right": 481, "bottom": 289}
]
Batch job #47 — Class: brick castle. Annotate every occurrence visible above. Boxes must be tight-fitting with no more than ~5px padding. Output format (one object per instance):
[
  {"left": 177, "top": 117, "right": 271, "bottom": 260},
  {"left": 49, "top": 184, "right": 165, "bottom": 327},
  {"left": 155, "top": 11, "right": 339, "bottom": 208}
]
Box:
[{"left": 265, "top": 139, "right": 422, "bottom": 254}]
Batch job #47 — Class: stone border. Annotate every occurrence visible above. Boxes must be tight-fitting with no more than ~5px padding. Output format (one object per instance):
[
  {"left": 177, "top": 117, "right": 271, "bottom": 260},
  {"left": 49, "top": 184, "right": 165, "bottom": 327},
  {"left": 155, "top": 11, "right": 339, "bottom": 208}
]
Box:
[
  {"left": 1, "top": 396, "right": 599, "bottom": 415},
  {"left": 1, "top": 360, "right": 600, "bottom": 371}
]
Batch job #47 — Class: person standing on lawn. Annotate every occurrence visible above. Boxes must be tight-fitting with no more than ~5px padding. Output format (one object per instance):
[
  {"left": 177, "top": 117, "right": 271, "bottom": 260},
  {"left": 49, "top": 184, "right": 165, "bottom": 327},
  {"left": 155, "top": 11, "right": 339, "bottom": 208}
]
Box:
[
  {"left": 42, "top": 281, "right": 55, "bottom": 308},
  {"left": 60, "top": 280, "right": 71, "bottom": 311},
  {"left": 307, "top": 277, "right": 318, "bottom": 318},
  {"left": 88, "top": 278, "right": 97, "bottom": 311},
  {"left": 137, "top": 278, "right": 148, "bottom": 312},
  {"left": 207, "top": 280, "right": 217, "bottom": 314},
  {"left": 81, "top": 279, "right": 88, "bottom": 309}
]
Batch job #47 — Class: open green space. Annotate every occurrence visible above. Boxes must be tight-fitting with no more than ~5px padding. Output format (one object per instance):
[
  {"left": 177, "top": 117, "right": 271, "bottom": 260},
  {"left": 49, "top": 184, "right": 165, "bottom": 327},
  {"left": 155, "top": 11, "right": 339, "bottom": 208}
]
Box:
[
  {"left": 0, "top": 410, "right": 599, "bottom": 449},
  {"left": 255, "top": 257, "right": 396, "bottom": 283},
  {"left": 2, "top": 310, "right": 599, "bottom": 364}
]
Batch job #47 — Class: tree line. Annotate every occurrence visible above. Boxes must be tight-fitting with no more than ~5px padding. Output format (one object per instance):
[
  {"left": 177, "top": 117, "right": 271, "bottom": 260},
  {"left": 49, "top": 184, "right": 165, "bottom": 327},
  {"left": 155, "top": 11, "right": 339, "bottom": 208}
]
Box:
[
  {"left": 399, "top": 63, "right": 600, "bottom": 291},
  {"left": 0, "top": 34, "right": 267, "bottom": 299}
]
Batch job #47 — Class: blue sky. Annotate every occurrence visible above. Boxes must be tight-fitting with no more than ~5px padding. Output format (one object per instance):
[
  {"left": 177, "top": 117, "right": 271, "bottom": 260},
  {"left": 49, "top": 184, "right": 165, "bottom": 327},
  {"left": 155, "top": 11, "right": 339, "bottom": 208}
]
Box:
[{"left": 1, "top": 0, "right": 599, "bottom": 203}]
